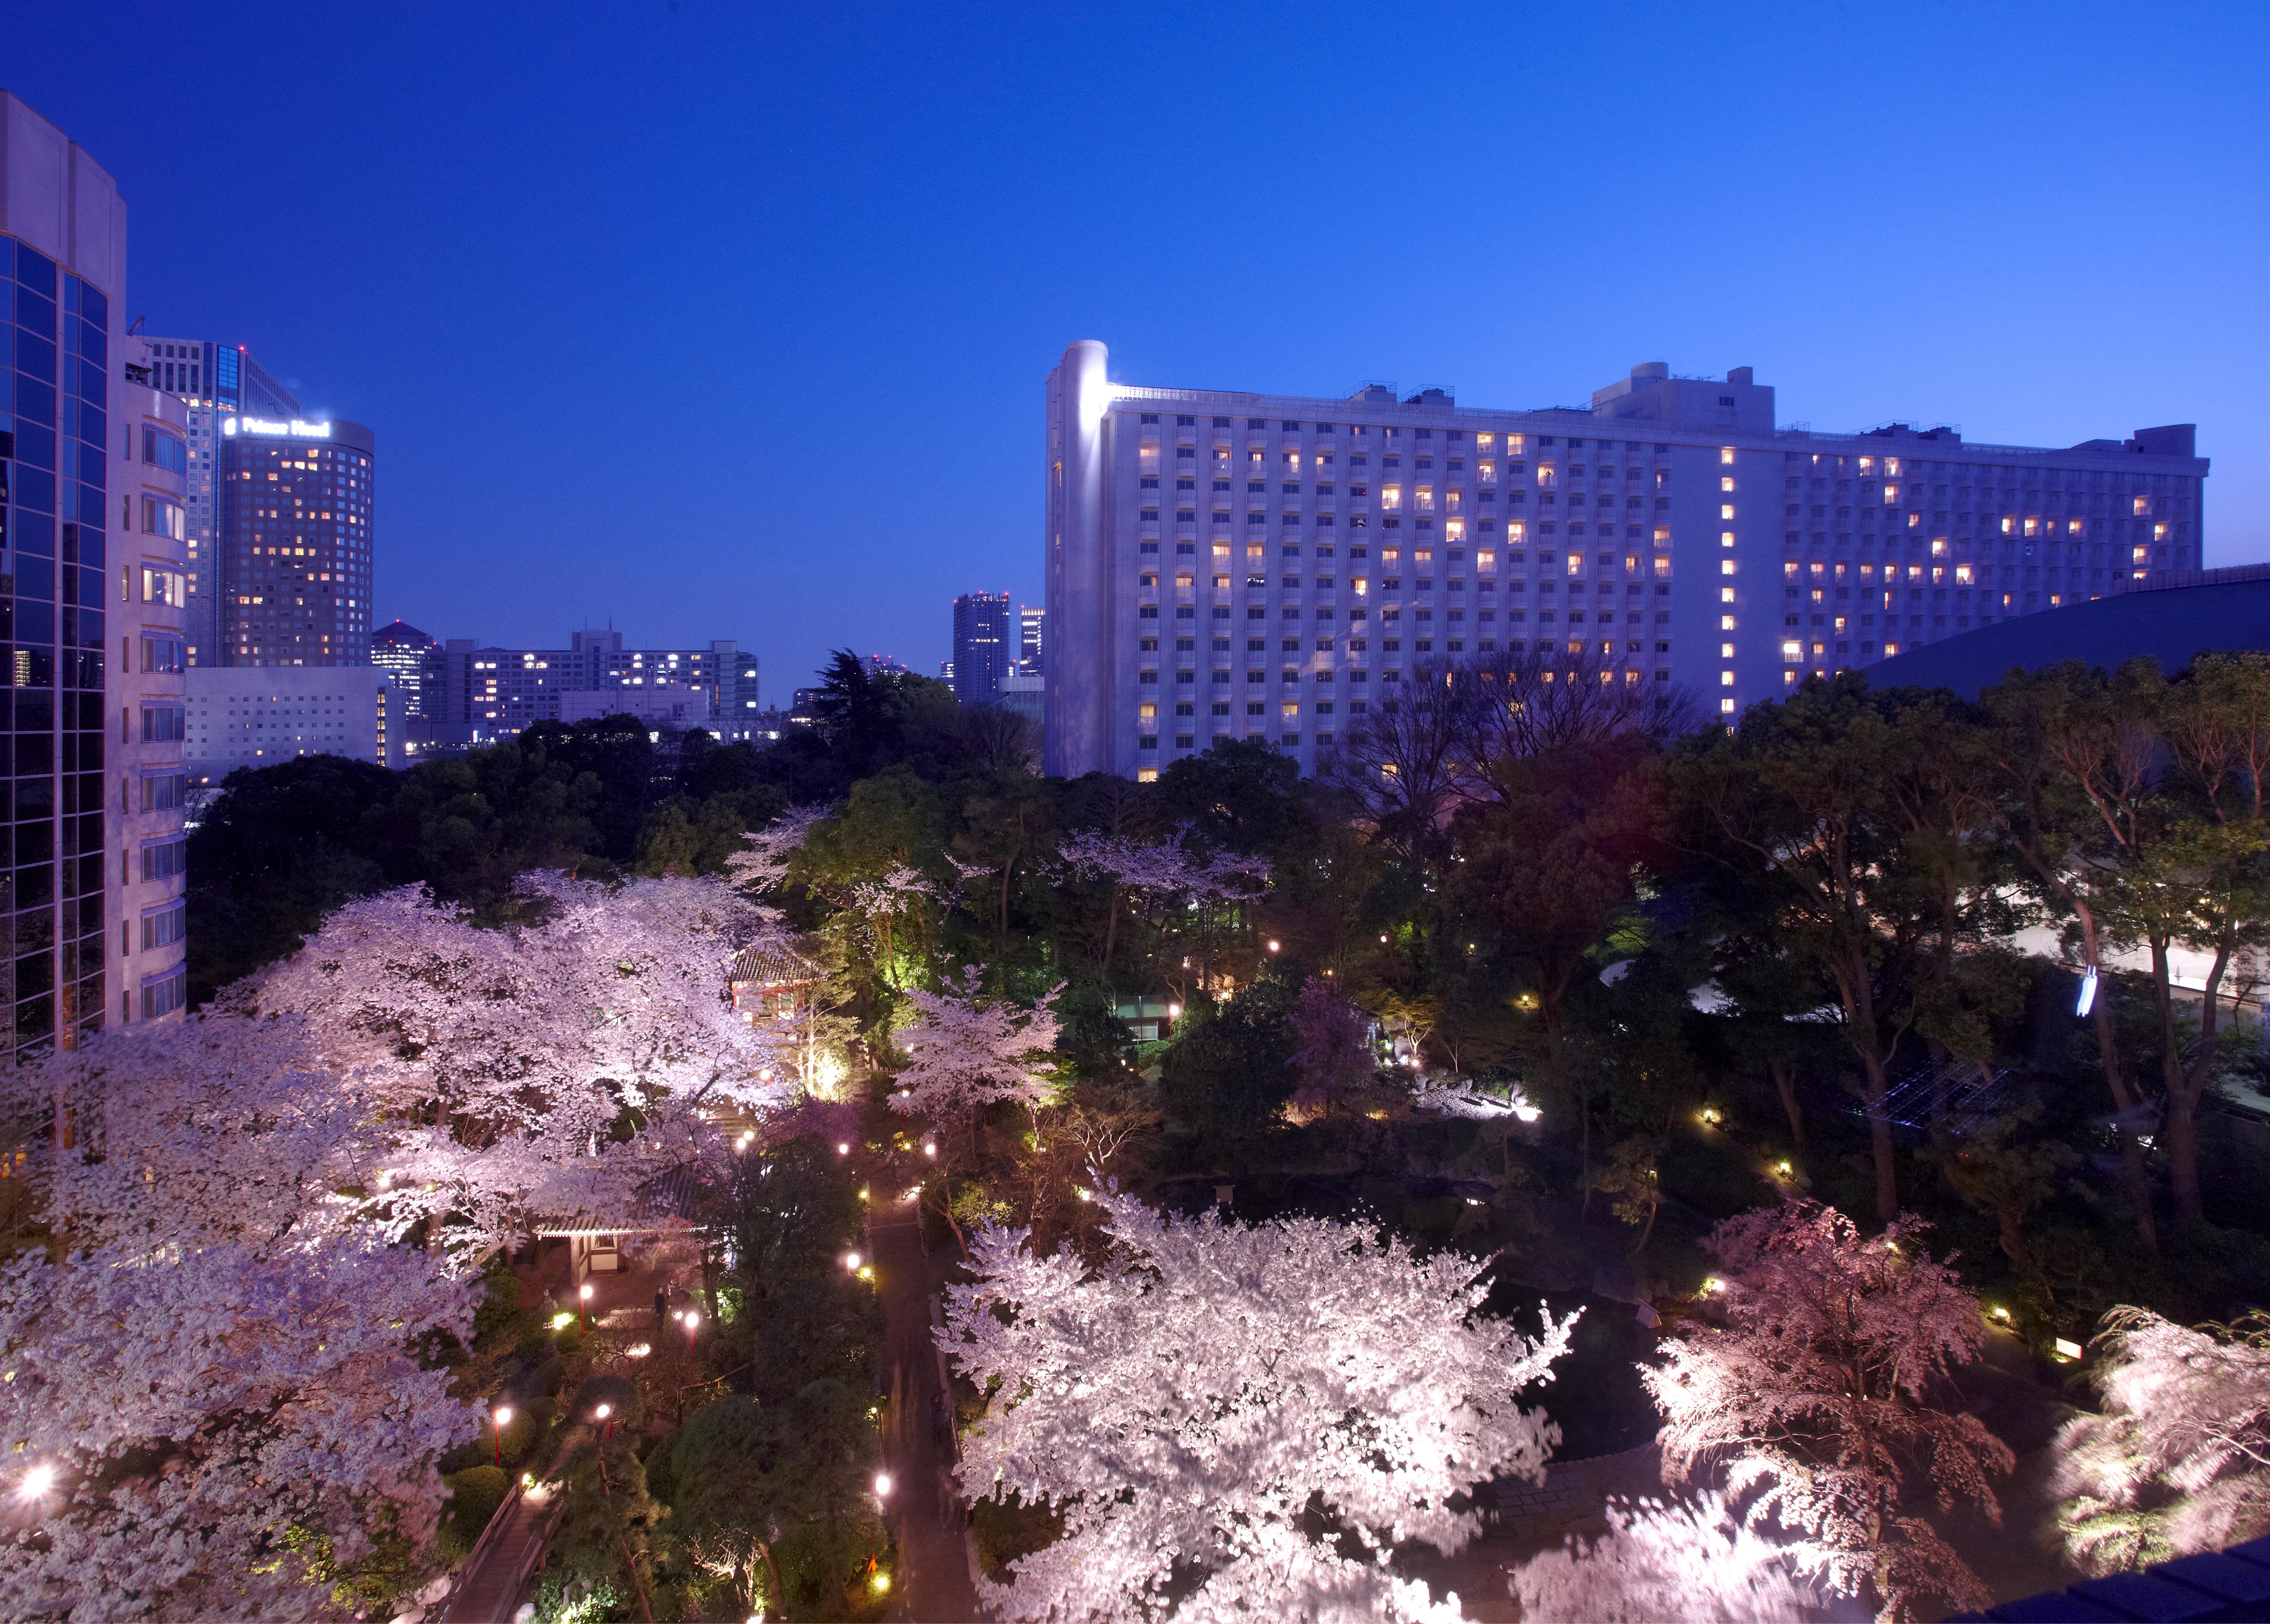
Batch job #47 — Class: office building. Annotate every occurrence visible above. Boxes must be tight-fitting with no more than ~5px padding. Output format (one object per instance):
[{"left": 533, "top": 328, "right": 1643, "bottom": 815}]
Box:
[
  {"left": 2, "top": 93, "right": 189, "bottom": 1051},
  {"left": 125, "top": 336, "right": 298, "bottom": 667},
  {"left": 371, "top": 619, "right": 435, "bottom": 718},
  {"left": 425, "top": 630, "right": 756, "bottom": 740},
  {"left": 952, "top": 591, "right": 1010, "bottom": 706},
  {"left": 218, "top": 413, "right": 375, "bottom": 666},
  {"left": 184, "top": 666, "right": 405, "bottom": 783},
  {"left": 1018, "top": 604, "right": 1044, "bottom": 674},
  {"left": 1043, "top": 340, "right": 2208, "bottom": 781}
]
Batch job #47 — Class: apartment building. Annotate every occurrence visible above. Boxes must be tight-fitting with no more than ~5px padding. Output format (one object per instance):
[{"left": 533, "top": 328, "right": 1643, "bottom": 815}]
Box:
[{"left": 1043, "top": 341, "right": 2208, "bottom": 781}]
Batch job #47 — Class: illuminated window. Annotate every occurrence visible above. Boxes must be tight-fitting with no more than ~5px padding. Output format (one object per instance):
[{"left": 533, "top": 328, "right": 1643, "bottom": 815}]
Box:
[
  {"left": 1722, "top": 532, "right": 1736, "bottom": 547},
  {"left": 1720, "top": 504, "right": 1736, "bottom": 520},
  {"left": 1720, "top": 560, "right": 1736, "bottom": 575},
  {"left": 1720, "top": 671, "right": 1736, "bottom": 686},
  {"left": 1723, "top": 643, "right": 1738, "bottom": 658},
  {"left": 1653, "top": 526, "right": 1671, "bottom": 544},
  {"left": 1720, "top": 615, "right": 1736, "bottom": 630},
  {"left": 1721, "top": 587, "right": 1736, "bottom": 602},
  {"left": 1781, "top": 641, "right": 1801, "bottom": 660},
  {"left": 1720, "top": 697, "right": 1738, "bottom": 713},
  {"left": 1720, "top": 477, "right": 1735, "bottom": 492},
  {"left": 1720, "top": 448, "right": 1735, "bottom": 465}
]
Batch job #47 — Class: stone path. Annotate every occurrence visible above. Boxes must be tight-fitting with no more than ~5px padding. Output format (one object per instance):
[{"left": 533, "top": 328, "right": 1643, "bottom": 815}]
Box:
[{"left": 869, "top": 1207, "right": 983, "bottom": 1622}]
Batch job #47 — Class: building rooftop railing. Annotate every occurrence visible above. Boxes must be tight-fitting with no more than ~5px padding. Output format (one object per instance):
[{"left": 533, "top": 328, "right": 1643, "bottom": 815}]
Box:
[{"left": 1102, "top": 384, "right": 2201, "bottom": 464}]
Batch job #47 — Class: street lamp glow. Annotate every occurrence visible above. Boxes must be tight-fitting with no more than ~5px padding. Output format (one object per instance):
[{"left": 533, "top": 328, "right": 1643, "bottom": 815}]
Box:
[
  {"left": 1266, "top": 939, "right": 1281, "bottom": 953},
  {"left": 837, "top": 1142, "right": 851, "bottom": 1156},
  {"left": 874, "top": 1472, "right": 894, "bottom": 1497},
  {"left": 594, "top": 1403, "right": 612, "bottom": 1421},
  {"left": 923, "top": 1141, "right": 936, "bottom": 1158},
  {"left": 579, "top": 1284, "right": 593, "bottom": 1301},
  {"left": 494, "top": 1405, "right": 513, "bottom": 1427},
  {"left": 20, "top": 1462, "right": 55, "bottom": 1499},
  {"left": 845, "top": 1252, "right": 862, "bottom": 1273}
]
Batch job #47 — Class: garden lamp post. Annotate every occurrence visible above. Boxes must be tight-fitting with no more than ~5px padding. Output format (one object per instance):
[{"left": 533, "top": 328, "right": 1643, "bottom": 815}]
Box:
[
  {"left": 491, "top": 1405, "right": 513, "bottom": 1469},
  {"left": 594, "top": 1401, "right": 613, "bottom": 1442},
  {"left": 578, "top": 1281, "right": 593, "bottom": 1333}
]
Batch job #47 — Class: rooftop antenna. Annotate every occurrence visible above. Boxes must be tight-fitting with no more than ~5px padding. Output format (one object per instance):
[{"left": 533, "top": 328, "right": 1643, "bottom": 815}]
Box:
[{"left": 127, "top": 315, "right": 146, "bottom": 336}]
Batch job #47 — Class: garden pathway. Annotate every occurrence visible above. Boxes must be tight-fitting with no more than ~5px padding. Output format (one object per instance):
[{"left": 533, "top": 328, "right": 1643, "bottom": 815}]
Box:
[{"left": 869, "top": 1205, "right": 983, "bottom": 1622}]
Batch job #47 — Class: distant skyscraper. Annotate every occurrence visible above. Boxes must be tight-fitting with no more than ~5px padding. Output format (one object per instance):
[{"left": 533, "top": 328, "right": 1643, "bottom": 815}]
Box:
[
  {"left": 1019, "top": 604, "right": 1044, "bottom": 674},
  {"left": 952, "top": 591, "right": 1010, "bottom": 705},
  {"left": 218, "top": 414, "right": 376, "bottom": 665},
  {"left": 128, "top": 337, "right": 298, "bottom": 667},
  {"left": 371, "top": 619, "right": 435, "bottom": 717}
]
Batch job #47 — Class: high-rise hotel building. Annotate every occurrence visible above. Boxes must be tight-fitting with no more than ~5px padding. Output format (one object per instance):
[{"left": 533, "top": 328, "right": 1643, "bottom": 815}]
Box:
[
  {"left": 1, "top": 92, "right": 191, "bottom": 1050},
  {"left": 1044, "top": 341, "right": 2207, "bottom": 781},
  {"left": 217, "top": 413, "right": 375, "bottom": 665}
]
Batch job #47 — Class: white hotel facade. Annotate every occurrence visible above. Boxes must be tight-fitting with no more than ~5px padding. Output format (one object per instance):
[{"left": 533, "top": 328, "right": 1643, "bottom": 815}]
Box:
[{"left": 1043, "top": 340, "right": 2208, "bottom": 781}]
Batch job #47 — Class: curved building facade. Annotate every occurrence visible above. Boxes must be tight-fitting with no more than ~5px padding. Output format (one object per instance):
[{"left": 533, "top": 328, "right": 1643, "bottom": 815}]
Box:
[{"left": 218, "top": 413, "right": 375, "bottom": 665}]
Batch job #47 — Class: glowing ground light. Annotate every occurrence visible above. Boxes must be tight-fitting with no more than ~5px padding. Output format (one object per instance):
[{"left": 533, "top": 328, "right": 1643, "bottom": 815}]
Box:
[
  {"left": 2054, "top": 1337, "right": 2083, "bottom": 1361},
  {"left": 858, "top": 1266, "right": 875, "bottom": 1281},
  {"left": 1990, "top": 1306, "right": 2011, "bottom": 1323},
  {"left": 1513, "top": 1103, "right": 1541, "bottom": 1123},
  {"left": 1703, "top": 1276, "right": 1727, "bottom": 1295},
  {"left": 1775, "top": 1160, "right": 1794, "bottom": 1177},
  {"left": 871, "top": 1573, "right": 891, "bottom": 1595}
]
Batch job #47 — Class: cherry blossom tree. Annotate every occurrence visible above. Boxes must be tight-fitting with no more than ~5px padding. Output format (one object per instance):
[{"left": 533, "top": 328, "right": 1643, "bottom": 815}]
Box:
[
  {"left": 1509, "top": 1493, "right": 1818, "bottom": 1624},
  {"left": 0, "top": 1234, "right": 475, "bottom": 1622},
  {"left": 0, "top": 871, "right": 805, "bottom": 1617},
  {"left": 725, "top": 803, "right": 831, "bottom": 900},
  {"left": 1642, "top": 1202, "right": 2011, "bottom": 1624},
  {"left": 1287, "top": 976, "right": 1377, "bottom": 1113},
  {"left": 2053, "top": 1306, "right": 2270, "bottom": 1572},
  {"left": 941, "top": 1186, "right": 1577, "bottom": 1623},
  {"left": 889, "top": 967, "right": 1063, "bottom": 1143},
  {"left": 0, "top": 1017, "right": 478, "bottom": 1619},
  {"left": 1058, "top": 825, "right": 1271, "bottom": 979},
  {"left": 243, "top": 874, "right": 791, "bottom": 1254}
]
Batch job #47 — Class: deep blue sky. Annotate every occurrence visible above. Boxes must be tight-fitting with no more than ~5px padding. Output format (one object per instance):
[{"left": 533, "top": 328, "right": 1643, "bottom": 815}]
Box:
[{"left": 12, "top": 2, "right": 2266, "bottom": 697}]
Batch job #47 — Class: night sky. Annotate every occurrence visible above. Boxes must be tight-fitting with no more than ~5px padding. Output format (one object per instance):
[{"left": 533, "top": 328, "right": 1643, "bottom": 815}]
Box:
[{"left": 11, "top": 1, "right": 2265, "bottom": 697}]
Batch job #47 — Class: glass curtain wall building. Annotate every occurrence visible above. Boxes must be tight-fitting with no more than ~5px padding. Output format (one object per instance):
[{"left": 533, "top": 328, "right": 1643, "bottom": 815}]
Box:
[{"left": 2, "top": 92, "right": 130, "bottom": 1055}]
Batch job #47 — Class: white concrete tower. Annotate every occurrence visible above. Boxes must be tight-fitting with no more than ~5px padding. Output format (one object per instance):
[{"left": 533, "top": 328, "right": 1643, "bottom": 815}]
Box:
[{"left": 1045, "top": 340, "right": 1113, "bottom": 778}]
